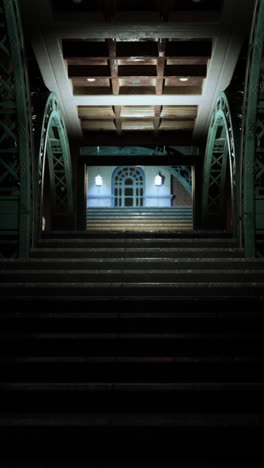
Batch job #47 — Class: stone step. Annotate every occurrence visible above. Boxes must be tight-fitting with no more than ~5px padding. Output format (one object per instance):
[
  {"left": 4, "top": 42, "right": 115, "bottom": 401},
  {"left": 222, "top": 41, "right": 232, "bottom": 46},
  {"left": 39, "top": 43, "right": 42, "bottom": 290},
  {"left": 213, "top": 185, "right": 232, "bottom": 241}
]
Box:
[
  {"left": 1, "top": 360, "right": 262, "bottom": 382},
  {"left": 30, "top": 247, "right": 245, "bottom": 258},
  {"left": 1, "top": 257, "right": 263, "bottom": 270},
  {"left": 86, "top": 212, "right": 193, "bottom": 217},
  {"left": 0, "top": 281, "right": 263, "bottom": 302},
  {"left": 42, "top": 230, "right": 232, "bottom": 239},
  {"left": 85, "top": 224, "right": 193, "bottom": 231},
  {"left": 1, "top": 378, "right": 263, "bottom": 412},
  {"left": 0, "top": 269, "right": 263, "bottom": 282},
  {"left": 36, "top": 237, "right": 237, "bottom": 248},
  {"left": 0, "top": 412, "right": 263, "bottom": 428},
  {"left": 86, "top": 207, "right": 193, "bottom": 213}
]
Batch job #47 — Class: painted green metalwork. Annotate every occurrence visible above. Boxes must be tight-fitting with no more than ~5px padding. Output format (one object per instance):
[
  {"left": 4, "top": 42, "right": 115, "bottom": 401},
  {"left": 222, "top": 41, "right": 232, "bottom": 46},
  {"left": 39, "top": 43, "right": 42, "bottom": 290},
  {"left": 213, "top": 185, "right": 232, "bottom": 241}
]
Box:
[
  {"left": 241, "top": 0, "right": 264, "bottom": 257},
  {"left": 202, "top": 91, "right": 240, "bottom": 231},
  {"left": 0, "top": 0, "right": 33, "bottom": 257},
  {"left": 162, "top": 166, "right": 192, "bottom": 195},
  {"left": 34, "top": 92, "right": 73, "bottom": 238}
]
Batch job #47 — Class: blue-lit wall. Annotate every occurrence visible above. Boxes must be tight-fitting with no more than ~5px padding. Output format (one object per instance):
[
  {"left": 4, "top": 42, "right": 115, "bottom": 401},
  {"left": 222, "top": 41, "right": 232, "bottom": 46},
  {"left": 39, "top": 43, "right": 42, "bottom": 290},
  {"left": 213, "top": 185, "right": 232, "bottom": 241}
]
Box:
[{"left": 87, "top": 166, "right": 172, "bottom": 207}]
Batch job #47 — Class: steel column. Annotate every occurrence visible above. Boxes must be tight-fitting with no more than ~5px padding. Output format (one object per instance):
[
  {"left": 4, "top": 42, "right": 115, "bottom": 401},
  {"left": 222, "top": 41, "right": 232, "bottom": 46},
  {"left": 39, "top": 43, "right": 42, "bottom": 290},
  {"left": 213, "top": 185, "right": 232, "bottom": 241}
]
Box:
[
  {"left": 241, "top": 0, "right": 264, "bottom": 257},
  {"left": 0, "top": 0, "right": 33, "bottom": 257}
]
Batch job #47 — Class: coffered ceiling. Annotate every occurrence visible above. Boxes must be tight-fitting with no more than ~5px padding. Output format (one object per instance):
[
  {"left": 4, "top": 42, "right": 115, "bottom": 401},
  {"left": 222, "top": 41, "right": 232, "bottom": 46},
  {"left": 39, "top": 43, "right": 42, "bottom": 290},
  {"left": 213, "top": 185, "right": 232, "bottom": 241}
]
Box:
[{"left": 19, "top": 0, "right": 254, "bottom": 146}]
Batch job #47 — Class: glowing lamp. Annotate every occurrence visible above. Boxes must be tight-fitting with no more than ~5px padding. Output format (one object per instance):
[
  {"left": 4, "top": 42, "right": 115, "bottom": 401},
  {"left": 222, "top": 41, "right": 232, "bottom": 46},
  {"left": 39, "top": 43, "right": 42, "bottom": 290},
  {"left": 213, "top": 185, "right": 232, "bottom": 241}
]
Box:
[
  {"left": 154, "top": 173, "right": 163, "bottom": 186},
  {"left": 95, "top": 174, "right": 103, "bottom": 186}
]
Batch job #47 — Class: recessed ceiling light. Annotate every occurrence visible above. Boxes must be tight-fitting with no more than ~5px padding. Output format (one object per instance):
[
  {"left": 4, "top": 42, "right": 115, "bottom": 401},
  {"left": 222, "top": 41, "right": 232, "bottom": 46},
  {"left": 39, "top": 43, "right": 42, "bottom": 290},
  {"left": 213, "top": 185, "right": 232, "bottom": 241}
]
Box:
[
  {"left": 87, "top": 78, "right": 96, "bottom": 82},
  {"left": 179, "top": 77, "right": 190, "bottom": 82}
]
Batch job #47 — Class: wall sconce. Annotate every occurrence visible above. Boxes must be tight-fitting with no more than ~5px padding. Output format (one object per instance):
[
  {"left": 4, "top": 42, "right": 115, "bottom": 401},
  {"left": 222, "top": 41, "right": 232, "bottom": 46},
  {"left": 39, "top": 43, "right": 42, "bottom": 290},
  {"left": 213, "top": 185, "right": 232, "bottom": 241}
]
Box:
[
  {"left": 154, "top": 172, "right": 164, "bottom": 186},
  {"left": 95, "top": 174, "right": 103, "bottom": 186}
]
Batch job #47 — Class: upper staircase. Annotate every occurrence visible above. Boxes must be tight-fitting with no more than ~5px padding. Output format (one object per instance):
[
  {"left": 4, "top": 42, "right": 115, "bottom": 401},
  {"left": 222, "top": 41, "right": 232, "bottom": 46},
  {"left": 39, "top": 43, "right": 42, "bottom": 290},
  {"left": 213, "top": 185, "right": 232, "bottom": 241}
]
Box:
[{"left": 86, "top": 206, "right": 193, "bottom": 231}]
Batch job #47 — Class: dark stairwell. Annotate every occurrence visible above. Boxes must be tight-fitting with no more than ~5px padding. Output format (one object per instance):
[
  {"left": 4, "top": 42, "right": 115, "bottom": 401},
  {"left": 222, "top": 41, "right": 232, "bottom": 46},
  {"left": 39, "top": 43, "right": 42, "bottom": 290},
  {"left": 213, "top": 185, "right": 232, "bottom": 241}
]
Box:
[{"left": 0, "top": 227, "right": 264, "bottom": 467}]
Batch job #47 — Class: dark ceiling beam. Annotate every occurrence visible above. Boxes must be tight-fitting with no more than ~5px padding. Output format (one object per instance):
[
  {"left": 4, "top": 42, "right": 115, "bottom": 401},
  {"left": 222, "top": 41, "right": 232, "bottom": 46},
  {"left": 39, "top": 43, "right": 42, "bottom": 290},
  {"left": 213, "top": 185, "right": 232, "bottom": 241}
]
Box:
[
  {"left": 156, "top": 39, "right": 166, "bottom": 95},
  {"left": 82, "top": 155, "right": 198, "bottom": 166},
  {"left": 164, "top": 65, "right": 207, "bottom": 77},
  {"left": 107, "top": 39, "right": 119, "bottom": 95},
  {"left": 68, "top": 65, "right": 110, "bottom": 77},
  {"left": 154, "top": 105, "right": 162, "bottom": 134},
  {"left": 113, "top": 105, "right": 122, "bottom": 135},
  {"left": 62, "top": 39, "right": 212, "bottom": 59},
  {"left": 81, "top": 130, "right": 195, "bottom": 146},
  {"left": 68, "top": 65, "right": 207, "bottom": 78},
  {"left": 103, "top": 0, "right": 116, "bottom": 21},
  {"left": 160, "top": 0, "right": 171, "bottom": 22}
]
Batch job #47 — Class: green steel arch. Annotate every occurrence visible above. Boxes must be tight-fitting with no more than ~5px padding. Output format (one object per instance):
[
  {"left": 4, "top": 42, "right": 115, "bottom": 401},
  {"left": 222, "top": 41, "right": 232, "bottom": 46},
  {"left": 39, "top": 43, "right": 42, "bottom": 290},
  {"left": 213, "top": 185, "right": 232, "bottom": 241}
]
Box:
[
  {"left": 34, "top": 92, "right": 73, "bottom": 239},
  {"left": 0, "top": 0, "right": 33, "bottom": 257},
  {"left": 241, "top": 0, "right": 264, "bottom": 257},
  {"left": 202, "top": 91, "right": 240, "bottom": 232}
]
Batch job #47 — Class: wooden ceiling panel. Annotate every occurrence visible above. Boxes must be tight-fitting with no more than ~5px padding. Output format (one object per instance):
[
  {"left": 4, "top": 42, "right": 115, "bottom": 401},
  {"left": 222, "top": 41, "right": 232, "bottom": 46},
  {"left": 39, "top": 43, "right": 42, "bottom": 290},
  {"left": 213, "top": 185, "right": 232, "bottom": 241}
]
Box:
[
  {"left": 164, "top": 77, "right": 204, "bottom": 87},
  {"left": 161, "top": 106, "right": 197, "bottom": 119},
  {"left": 118, "top": 58, "right": 157, "bottom": 65},
  {"left": 121, "top": 107, "right": 155, "bottom": 118},
  {"left": 78, "top": 106, "right": 115, "bottom": 119},
  {"left": 122, "top": 120, "right": 154, "bottom": 131},
  {"left": 62, "top": 36, "right": 211, "bottom": 136},
  {"left": 163, "top": 86, "right": 202, "bottom": 95},
  {"left": 71, "top": 78, "right": 110, "bottom": 87},
  {"left": 160, "top": 120, "right": 195, "bottom": 130},
  {"left": 119, "top": 86, "right": 156, "bottom": 95},
  {"left": 118, "top": 77, "right": 157, "bottom": 87},
  {"left": 74, "top": 87, "right": 112, "bottom": 96},
  {"left": 81, "top": 120, "right": 116, "bottom": 131}
]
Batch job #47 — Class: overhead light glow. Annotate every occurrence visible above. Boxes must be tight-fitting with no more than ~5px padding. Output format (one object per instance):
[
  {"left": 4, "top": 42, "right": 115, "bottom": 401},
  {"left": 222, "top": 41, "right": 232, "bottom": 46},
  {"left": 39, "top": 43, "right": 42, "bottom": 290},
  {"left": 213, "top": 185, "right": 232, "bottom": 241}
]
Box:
[
  {"left": 87, "top": 78, "right": 96, "bottom": 82},
  {"left": 179, "top": 77, "right": 190, "bottom": 82}
]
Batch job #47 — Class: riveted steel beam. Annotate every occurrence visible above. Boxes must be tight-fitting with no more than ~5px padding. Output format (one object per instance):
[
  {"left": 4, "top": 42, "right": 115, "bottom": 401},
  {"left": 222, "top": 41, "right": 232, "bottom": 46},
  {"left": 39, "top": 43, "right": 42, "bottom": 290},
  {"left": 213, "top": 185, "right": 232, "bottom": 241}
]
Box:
[
  {"left": 0, "top": 0, "right": 33, "bottom": 257},
  {"left": 241, "top": 0, "right": 264, "bottom": 257},
  {"left": 202, "top": 91, "right": 241, "bottom": 233},
  {"left": 34, "top": 92, "right": 74, "bottom": 239}
]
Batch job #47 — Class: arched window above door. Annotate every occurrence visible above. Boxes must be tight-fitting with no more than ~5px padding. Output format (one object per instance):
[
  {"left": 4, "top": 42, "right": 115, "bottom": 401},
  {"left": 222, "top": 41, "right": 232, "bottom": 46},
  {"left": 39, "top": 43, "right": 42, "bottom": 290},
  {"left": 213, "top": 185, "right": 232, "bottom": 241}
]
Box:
[{"left": 112, "top": 167, "right": 144, "bottom": 207}]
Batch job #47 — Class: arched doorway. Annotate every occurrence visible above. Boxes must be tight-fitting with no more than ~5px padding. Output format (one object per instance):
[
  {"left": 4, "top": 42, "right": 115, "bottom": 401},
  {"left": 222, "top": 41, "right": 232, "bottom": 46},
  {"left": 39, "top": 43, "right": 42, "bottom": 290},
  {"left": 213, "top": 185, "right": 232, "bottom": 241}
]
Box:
[{"left": 112, "top": 166, "right": 144, "bottom": 207}]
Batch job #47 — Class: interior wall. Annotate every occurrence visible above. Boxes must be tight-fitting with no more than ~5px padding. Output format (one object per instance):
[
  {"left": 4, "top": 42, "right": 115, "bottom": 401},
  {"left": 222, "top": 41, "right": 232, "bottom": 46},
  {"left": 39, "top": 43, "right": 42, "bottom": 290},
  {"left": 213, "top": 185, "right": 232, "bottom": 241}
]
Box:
[{"left": 86, "top": 166, "right": 173, "bottom": 207}]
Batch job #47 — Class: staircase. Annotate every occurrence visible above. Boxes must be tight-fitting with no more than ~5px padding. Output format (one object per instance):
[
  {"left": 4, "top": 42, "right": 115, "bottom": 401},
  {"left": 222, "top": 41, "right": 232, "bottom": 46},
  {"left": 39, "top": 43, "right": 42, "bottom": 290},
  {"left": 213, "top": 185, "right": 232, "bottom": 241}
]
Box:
[
  {"left": 86, "top": 206, "right": 193, "bottom": 231},
  {"left": 0, "top": 230, "right": 264, "bottom": 466}
]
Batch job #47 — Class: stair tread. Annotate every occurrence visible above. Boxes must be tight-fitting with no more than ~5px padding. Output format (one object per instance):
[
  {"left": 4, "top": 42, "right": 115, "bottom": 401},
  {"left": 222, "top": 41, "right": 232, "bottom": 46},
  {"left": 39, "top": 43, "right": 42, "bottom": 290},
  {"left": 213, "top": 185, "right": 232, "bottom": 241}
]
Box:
[
  {"left": 0, "top": 412, "right": 263, "bottom": 427},
  {"left": 2, "top": 381, "right": 264, "bottom": 391},
  {"left": 3, "top": 356, "right": 264, "bottom": 363}
]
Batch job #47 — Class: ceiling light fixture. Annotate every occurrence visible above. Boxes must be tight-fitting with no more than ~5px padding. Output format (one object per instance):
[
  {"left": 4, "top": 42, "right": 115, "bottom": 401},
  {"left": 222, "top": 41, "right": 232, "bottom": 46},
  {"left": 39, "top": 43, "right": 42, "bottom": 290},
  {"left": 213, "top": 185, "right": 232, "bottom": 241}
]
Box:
[
  {"left": 179, "top": 77, "right": 190, "bottom": 82},
  {"left": 87, "top": 78, "right": 96, "bottom": 82}
]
